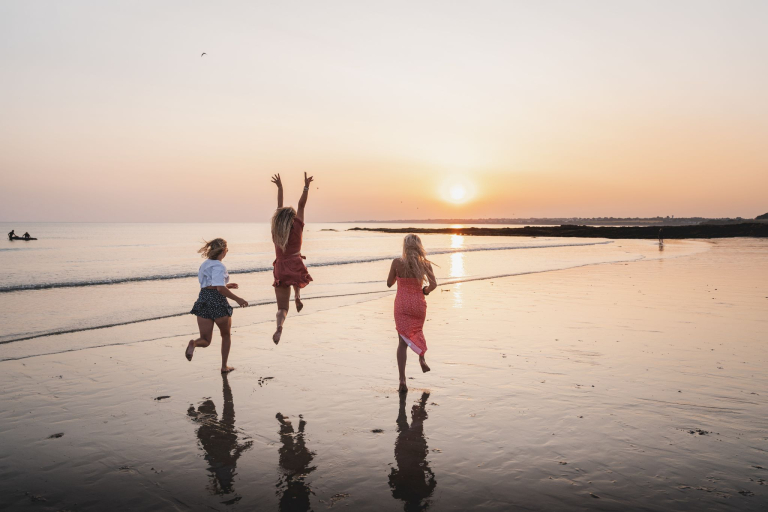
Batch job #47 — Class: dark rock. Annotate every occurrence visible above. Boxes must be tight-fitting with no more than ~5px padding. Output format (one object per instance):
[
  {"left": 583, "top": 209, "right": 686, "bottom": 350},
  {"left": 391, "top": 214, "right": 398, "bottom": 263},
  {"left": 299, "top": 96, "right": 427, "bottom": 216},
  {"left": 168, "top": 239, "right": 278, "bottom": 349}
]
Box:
[{"left": 349, "top": 223, "right": 768, "bottom": 239}]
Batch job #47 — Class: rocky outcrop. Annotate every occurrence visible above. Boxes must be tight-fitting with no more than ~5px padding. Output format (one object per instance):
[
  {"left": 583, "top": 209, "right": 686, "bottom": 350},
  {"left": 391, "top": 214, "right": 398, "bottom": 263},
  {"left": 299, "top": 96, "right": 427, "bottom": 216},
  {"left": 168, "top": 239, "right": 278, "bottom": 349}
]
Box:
[{"left": 349, "top": 223, "right": 768, "bottom": 239}]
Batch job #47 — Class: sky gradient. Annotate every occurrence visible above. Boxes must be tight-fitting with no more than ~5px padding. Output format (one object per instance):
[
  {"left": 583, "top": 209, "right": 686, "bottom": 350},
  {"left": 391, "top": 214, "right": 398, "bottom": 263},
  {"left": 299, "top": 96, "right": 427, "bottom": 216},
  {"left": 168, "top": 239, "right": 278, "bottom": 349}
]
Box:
[{"left": 1, "top": 1, "right": 767, "bottom": 222}]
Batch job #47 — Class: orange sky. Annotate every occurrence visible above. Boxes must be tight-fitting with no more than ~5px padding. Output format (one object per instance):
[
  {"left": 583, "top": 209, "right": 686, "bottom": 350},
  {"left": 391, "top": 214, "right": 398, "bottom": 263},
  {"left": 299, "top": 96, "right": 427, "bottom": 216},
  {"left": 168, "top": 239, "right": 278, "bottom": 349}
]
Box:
[{"left": 1, "top": 1, "right": 767, "bottom": 222}]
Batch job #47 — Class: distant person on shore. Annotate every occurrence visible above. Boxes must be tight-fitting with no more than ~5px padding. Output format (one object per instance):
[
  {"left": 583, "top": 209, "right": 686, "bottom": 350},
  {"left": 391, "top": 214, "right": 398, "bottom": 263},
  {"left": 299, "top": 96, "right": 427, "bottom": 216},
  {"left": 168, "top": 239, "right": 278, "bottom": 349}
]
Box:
[
  {"left": 8, "top": 229, "right": 15, "bottom": 240},
  {"left": 659, "top": 228, "right": 663, "bottom": 245},
  {"left": 270, "top": 172, "right": 314, "bottom": 344},
  {"left": 23, "top": 232, "right": 31, "bottom": 240},
  {"left": 186, "top": 238, "right": 248, "bottom": 373},
  {"left": 387, "top": 234, "right": 438, "bottom": 392}
]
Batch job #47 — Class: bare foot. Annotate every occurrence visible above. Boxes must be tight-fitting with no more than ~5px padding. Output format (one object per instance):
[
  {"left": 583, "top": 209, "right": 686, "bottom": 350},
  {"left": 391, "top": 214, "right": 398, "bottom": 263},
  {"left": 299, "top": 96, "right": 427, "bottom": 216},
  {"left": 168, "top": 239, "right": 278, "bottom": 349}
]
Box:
[
  {"left": 185, "top": 340, "right": 195, "bottom": 361},
  {"left": 295, "top": 298, "right": 304, "bottom": 313},
  {"left": 273, "top": 325, "right": 283, "bottom": 345},
  {"left": 398, "top": 381, "right": 408, "bottom": 393},
  {"left": 419, "top": 357, "right": 431, "bottom": 373},
  {"left": 221, "top": 366, "right": 235, "bottom": 374}
]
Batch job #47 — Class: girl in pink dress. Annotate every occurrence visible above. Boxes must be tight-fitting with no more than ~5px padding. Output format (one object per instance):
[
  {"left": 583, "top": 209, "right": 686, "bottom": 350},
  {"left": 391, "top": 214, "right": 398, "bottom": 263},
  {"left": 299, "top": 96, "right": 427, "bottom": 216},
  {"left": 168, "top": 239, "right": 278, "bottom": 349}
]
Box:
[
  {"left": 270, "top": 172, "right": 314, "bottom": 344},
  {"left": 387, "top": 234, "right": 438, "bottom": 392}
]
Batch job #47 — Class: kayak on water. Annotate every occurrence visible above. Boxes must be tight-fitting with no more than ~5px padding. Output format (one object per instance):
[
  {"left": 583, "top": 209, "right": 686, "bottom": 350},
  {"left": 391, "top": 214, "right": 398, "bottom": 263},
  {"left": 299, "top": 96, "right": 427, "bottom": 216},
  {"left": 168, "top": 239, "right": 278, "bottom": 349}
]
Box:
[{"left": 8, "top": 236, "right": 37, "bottom": 241}]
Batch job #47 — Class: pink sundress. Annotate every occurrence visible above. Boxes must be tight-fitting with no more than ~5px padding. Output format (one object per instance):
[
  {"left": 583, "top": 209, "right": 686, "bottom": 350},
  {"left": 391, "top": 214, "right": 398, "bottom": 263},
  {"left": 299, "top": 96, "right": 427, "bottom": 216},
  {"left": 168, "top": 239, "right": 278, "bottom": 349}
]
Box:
[{"left": 394, "top": 277, "right": 428, "bottom": 355}]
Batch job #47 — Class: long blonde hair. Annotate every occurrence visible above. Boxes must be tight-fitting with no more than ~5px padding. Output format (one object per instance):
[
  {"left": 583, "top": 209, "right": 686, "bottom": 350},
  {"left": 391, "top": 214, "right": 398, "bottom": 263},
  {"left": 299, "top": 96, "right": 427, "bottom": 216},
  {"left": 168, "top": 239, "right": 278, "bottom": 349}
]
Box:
[
  {"left": 401, "top": 234, "right": 434, "bottom": 284},
  {"left": 271, "top": 207, "right": 296, "bottom": 251},
  {"left": 198, "top": 238, "right": 227, "bottom": 260}
]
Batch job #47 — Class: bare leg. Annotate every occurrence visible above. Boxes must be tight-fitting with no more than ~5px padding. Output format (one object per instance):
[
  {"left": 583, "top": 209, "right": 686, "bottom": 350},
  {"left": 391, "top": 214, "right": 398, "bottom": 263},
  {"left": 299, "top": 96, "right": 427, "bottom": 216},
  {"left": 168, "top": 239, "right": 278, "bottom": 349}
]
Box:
[
  {"left": 294, "top": 285, "right": 304, "bottom": 313},
  {"left": 419, "top": 354, "right": 431, "bottom": 373},
  {"left": 397, "top": 335, "right": 408, "bottom": 392},
  {"left": 273, "top": 286, "right": 291, "bottom": 344},
  {"left": 215, "top": 315, "right": 234, "bottom": 373},
  {"left": 186, "top": 317, "right": 214, "bottom": 361}
]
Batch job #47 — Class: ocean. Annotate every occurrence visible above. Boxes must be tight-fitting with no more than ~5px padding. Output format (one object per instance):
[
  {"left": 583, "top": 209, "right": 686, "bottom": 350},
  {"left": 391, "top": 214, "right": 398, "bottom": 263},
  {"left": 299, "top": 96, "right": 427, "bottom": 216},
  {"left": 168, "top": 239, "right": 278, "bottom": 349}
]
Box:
[
  {"left": 0, "top": 222, "right": 706, "bottom": 359},
  {"left": 3, "top": 223, "right": 768, "bottom": 511}
]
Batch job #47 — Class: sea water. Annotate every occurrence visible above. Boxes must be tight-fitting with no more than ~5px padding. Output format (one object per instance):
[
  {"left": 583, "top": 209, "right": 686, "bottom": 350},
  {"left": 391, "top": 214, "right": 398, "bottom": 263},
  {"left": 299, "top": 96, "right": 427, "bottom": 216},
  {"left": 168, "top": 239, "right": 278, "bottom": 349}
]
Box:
[{"left": 0, "top": 222, "right": 706, "bottom": 357}]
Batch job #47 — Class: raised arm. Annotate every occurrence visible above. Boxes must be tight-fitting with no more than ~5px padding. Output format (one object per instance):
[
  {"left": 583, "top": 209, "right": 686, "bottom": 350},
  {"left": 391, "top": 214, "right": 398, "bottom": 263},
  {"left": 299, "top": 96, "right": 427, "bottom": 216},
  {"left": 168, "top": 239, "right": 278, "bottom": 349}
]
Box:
[
  {"left": 387, "top": 258, "right": 399, "bottom": 288},
  {"left": 271, "top": 174, "right": 283, "bottom": 208},
  {"left": 422, "top": 263, "right": 437, "bottom": 295},
  {"left": 296, "top": 172, "right": 313, "bottom": 222}
]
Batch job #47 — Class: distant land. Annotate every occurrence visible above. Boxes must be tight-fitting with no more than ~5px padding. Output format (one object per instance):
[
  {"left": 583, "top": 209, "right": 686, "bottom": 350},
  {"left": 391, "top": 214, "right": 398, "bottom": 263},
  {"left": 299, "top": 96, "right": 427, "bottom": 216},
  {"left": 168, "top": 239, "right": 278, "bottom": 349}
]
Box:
[
  {"left": 350, "top": 222, "right": 768, "bottom": 240},
  {"left": 352, "top": 216, "right": 767, "bottom": 226}
]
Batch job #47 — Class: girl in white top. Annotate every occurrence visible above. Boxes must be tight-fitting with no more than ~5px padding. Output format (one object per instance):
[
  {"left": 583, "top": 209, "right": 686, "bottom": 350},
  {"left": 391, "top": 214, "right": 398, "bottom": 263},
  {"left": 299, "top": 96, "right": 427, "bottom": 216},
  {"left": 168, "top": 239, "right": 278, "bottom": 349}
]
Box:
[{"left": 186, "top": 238, "right": 248, "bottom": 373}]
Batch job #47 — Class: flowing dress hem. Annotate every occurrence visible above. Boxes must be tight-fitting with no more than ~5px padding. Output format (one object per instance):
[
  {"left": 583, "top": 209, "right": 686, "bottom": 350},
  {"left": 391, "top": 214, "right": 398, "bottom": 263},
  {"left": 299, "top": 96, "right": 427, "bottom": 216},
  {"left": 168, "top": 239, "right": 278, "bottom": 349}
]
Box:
[
  {"left": 398, "top": 333, "right": 425, "bottom": 355},
  {"left": 272, "top": 276, "right": 313, "bottom": 288}
]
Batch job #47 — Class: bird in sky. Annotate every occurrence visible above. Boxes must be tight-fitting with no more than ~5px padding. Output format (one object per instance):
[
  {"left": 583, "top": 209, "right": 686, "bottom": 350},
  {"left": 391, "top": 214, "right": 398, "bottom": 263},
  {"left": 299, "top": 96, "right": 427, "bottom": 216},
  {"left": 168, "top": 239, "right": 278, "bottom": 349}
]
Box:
[{"left": 201, "top": 52, "right": 207, "bottom": 57}]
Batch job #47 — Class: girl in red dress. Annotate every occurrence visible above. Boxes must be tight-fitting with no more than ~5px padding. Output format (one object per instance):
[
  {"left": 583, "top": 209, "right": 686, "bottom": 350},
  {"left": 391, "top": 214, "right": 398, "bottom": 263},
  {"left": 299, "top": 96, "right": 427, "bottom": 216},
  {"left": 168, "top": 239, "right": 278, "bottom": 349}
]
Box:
[
  {"left": 270, "top": 172, "right": 314, "bottom": 344},
  {"left": 387, "top": 234, "right": 438, "bottom": 392}
]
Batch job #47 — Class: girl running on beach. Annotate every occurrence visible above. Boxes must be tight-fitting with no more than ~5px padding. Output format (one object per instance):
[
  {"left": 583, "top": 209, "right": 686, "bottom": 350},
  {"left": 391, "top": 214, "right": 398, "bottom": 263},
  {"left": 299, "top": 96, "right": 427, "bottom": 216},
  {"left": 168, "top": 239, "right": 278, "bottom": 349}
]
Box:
[
  {"left": 186, "top": 238, "right": 248, "bottom": 373},
  {"left": 270, "top": 172, "right": 314, "bottom": 344},
  {"left": 387, "top": 234, "right": 438, "bottom": 392}
]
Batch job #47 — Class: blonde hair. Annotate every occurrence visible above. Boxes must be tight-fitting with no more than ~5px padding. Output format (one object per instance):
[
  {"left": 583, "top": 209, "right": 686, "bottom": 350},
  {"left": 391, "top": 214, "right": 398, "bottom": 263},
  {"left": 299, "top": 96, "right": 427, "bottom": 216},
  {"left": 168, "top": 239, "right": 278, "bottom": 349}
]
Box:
[
  {"left": 198, "top": 238, "right": 227, "bottom": 260},
  {"left": 271, "top": 207, "right": 297, "bottom": 251},
  {"left": 401, "top": 234, "right": 434, "bottom": 284}
]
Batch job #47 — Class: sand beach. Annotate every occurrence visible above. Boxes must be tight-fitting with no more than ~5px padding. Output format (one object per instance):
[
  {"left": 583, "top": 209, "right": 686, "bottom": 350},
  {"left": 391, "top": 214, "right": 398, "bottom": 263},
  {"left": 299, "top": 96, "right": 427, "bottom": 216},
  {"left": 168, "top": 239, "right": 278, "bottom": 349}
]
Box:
[{"left": 1, "top": 238, "right": 766, "bottom": 511}]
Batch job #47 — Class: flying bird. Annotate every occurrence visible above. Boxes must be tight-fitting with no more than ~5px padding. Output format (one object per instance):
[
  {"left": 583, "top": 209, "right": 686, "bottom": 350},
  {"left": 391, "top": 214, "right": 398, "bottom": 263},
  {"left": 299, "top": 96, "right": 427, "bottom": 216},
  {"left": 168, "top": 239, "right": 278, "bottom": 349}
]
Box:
[{"left": 201, "top": 52, "right": 207, "bottom": 57}]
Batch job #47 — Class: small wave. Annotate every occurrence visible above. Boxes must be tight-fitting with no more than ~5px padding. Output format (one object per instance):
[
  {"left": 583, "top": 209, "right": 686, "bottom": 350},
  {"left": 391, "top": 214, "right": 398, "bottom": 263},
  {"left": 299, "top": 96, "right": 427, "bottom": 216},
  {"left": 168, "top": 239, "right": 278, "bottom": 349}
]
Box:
[
  {"left": 0, "top": 250, "right": 636, "bottom": 348},
  {"left": 0, "top": 289, "right": 394, "bottom": 346},
  {"left": 0, "top": 240, "right": 612, "bottom": 293}
]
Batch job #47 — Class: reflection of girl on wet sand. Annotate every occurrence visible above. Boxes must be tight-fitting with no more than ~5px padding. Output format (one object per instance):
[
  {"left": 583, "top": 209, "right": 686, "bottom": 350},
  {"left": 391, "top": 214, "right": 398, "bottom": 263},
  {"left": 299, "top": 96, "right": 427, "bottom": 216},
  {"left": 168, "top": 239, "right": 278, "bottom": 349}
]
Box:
[
  {"left": 389, "top": 392, "right": 436, "bottom": 512},
  {"left": 387, "top": 234, "right": 438, "bottom": 392},
  {"left": 276, "top": 413, "right": 316, "bottom": 512},
  {"left": 187, "top": 373, "right": 252, "bottom": 497}
]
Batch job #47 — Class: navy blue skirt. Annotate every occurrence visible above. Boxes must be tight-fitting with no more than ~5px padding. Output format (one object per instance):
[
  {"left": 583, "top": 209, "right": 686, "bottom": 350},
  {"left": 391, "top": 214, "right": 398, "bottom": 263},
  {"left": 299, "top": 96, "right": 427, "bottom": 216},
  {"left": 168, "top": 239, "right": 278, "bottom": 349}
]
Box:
[{"left": 190, "top": 288, "right": 233, "bottom": 320}]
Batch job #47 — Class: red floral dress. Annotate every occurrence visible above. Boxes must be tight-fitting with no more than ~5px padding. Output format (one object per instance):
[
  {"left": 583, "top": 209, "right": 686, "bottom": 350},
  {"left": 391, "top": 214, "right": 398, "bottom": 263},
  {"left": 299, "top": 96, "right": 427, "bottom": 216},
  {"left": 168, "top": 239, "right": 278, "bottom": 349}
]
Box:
[{"left": 273, "top": 217, "right": 313, "bottom": 288}]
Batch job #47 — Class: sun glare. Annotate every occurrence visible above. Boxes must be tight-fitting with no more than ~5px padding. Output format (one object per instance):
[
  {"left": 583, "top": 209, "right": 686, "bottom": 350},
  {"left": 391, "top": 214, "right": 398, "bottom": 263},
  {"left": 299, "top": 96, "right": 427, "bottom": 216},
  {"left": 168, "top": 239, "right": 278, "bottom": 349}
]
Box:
[
  {"left": 440, "top": 177, "right": 476, "bottom": 205},
  {"left": 450, "top": 185, "right": 467, "bottom": 201}
]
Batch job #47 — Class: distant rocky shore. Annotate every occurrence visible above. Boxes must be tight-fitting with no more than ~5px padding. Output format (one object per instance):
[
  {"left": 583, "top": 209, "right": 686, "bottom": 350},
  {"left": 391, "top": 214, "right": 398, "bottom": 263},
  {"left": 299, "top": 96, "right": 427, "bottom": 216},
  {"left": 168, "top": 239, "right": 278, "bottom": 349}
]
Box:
[{"left": 349, "top": 222, "right": 768, "bottom": 239}]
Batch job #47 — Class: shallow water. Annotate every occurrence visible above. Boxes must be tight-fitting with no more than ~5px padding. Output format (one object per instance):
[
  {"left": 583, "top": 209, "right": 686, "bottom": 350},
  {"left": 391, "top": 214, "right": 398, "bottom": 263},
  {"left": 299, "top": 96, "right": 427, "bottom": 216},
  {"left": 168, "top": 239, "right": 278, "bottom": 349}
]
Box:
[
  {"left": 1, "top": 238, "right": 766, "bottom": 511},
  {"left": 0, "top": 222, "right": 703, "bottom": 352}
]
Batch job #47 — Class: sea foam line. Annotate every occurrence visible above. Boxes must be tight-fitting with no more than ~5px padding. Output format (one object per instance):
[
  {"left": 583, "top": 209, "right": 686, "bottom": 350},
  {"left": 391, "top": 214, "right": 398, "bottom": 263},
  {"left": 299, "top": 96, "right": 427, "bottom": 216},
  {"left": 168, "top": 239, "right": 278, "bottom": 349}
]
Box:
[
  {"left": 0, "top": 241, "right": 612, "bottom": 293},
  {"left": 0, "top": 247, "right": 631, "bottom": 348}
]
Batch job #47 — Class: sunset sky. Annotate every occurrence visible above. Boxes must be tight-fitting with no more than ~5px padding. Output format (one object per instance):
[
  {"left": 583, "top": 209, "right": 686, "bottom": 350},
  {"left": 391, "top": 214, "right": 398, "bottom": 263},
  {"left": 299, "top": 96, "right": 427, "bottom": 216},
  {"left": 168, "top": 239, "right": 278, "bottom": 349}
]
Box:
[{"left": 1, "top": 1, "right": 767, "bottom": 222}]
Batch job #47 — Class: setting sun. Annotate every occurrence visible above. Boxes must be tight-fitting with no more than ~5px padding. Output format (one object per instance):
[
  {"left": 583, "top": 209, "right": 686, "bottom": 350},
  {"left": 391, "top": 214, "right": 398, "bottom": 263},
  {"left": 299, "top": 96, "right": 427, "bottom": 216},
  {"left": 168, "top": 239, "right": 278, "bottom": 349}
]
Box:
[
  {"left": 440, "top": 177, "right": 476, "bottom": 205},
  {"left": 450, "top": 185, "right": 467, "bottom": 202}
]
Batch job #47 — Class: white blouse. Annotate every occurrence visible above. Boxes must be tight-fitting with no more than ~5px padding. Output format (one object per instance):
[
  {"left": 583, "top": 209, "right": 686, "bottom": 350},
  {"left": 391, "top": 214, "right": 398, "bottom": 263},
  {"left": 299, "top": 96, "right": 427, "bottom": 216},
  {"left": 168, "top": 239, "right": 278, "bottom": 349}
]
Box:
[{"left": 198, "top": 259, "right": 230, "bottom": 288}]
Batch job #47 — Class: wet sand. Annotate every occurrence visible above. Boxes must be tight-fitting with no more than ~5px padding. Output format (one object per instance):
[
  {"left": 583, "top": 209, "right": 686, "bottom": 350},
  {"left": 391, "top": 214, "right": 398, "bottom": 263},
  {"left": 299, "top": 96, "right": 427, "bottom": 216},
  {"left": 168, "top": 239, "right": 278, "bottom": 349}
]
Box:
[{"left": 1, "top": 239, "right": 767, "bottom": 511}]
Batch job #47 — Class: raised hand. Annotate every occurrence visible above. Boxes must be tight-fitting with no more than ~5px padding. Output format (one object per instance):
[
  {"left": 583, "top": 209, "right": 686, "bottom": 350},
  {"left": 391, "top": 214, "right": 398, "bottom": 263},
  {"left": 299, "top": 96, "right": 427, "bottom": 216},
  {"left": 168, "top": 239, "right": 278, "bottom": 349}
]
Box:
[
  {"left": 304, "top": 172, "right": 314, "bottom": 187},
  {"left": 271, "top": 174, "right": 282, "bottom": 188}
]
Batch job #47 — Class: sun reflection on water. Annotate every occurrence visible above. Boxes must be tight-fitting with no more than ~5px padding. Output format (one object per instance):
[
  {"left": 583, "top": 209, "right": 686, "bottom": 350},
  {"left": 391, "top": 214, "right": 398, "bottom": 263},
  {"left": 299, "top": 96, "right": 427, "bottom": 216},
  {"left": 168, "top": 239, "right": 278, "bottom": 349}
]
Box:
[
  {"left": 450, "top": 252, "right": 465, "bottom": 278},
  {"left": 450, "top": 234, "right": 464, "bottom": 249},
  {"left": 450, "top": 252, "right": 465, "bottom": 308}
]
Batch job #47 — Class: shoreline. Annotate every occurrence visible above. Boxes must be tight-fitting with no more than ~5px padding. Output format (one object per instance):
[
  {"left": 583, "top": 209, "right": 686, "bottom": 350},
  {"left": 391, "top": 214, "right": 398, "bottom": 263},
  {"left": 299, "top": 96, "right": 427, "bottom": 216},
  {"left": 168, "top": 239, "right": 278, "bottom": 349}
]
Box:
[
  {"left": 1, "top": 239, "right": 766, "bottom": 511},
  {"left": 349, "top": 223, "right": 768, "bottom": 239}
]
